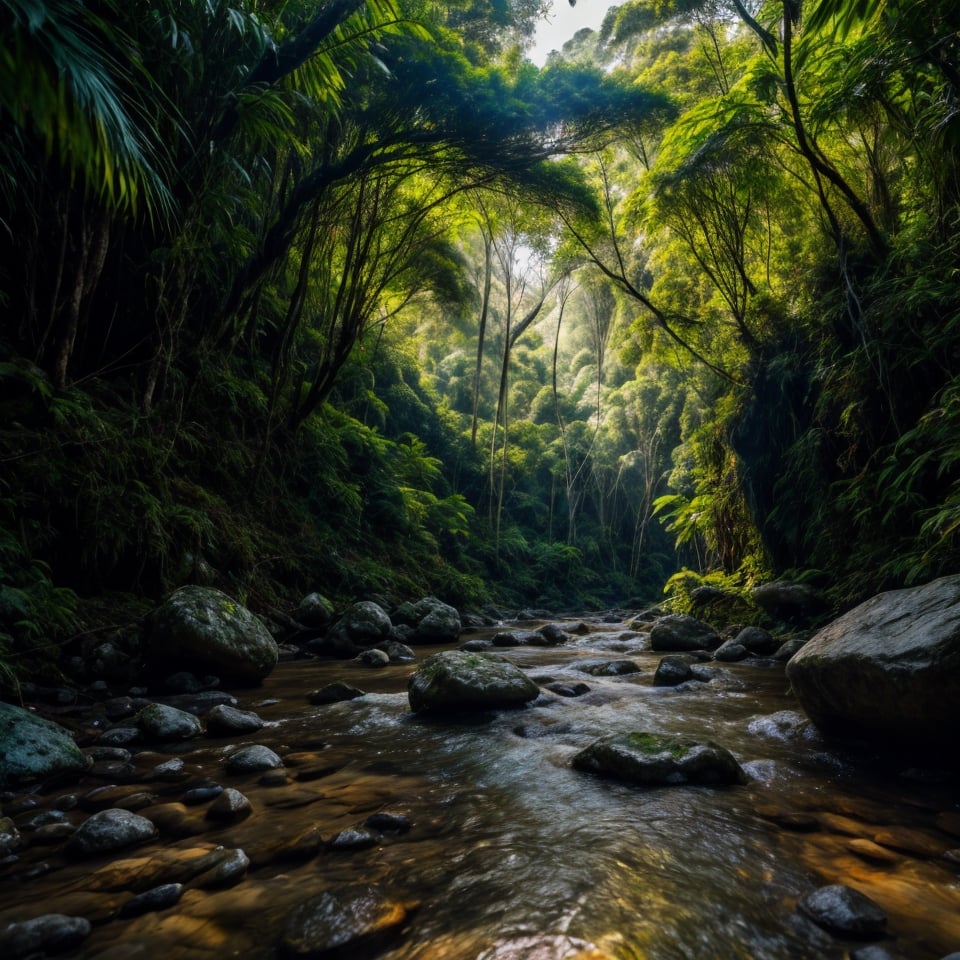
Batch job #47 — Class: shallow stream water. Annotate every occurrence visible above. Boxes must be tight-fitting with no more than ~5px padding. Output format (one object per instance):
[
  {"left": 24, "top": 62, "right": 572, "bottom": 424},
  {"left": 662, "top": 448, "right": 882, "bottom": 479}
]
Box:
[{"left": 2, "top": 615, "right": 959, "bottom": 959}]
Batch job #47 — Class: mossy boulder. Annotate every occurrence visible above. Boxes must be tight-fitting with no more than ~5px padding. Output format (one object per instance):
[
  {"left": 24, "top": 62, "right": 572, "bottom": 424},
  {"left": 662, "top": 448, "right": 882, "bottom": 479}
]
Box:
[
  {"left": 572, "top": 732, "right": 745, "bottom": 786},
  {"left": 786, "top": 575, "right": 960, "bottom": 747},
  {"left": 0, "top": 701, "right": 88, "bottom": 788},
  {"left": 395, "top": 597, "right": 461, "bottom": 644},
  {"left": 147, "top": 586, "right": 278, "bottom": 684},
  {"left": 649, "top": 615, "right": 720, "bottom": 652},
  {"left": 408, "top": 650, "right": 540, "bottom": 713}
]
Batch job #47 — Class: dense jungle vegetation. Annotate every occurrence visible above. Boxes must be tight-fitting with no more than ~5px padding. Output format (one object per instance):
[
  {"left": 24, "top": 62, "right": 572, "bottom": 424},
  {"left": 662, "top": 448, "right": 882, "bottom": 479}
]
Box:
[{"left": 1, "top": 0, "right": 959, "bottom": 683}]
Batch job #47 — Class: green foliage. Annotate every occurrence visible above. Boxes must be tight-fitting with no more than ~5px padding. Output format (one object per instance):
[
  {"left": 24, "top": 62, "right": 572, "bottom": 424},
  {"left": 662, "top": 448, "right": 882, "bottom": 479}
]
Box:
[
  {"left": 0, "top": 522, "right": 78, "bottom": 686},
  {"left": 661, "top": 566, "right": 762, "bottom": 622}
]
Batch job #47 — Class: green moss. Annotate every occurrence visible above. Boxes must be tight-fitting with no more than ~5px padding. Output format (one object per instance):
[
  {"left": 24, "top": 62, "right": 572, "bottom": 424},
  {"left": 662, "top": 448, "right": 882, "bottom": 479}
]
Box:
[{"left": 624, "top": 732, "right": 690, "bottom": 760}]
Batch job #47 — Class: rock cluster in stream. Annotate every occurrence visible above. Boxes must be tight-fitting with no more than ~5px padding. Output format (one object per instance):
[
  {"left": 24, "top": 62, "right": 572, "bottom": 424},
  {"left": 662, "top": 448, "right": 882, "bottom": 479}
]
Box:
[{"left": 2, "top": 582, "right": 960, "bottom": 957}]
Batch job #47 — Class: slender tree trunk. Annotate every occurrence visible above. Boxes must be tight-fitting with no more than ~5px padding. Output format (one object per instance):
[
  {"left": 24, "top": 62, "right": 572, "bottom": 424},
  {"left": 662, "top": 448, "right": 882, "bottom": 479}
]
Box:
[
  {"left": 53, "top": 210, "right": 110, "bottom": 387},
  {"left": 471, "top": 230, "right": 493, "bottom": 447}
]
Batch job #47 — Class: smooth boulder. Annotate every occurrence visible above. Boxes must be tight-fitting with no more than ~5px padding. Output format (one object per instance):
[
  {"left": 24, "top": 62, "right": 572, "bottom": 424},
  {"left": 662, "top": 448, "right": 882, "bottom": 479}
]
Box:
[
  {"left": 786, "top": 575, "right": 960, "bottom": 745},
  {"left": 572, "top": 732, "right": 745, "bottom": 786},
  {"left": 797, "top": 884, "right": 887, "bottom": 938},
  {"left": 0, "top": 701, "right": 87, "bottom": 788},
  {"left": 649, "top": 615, "right": 720, "bottom": 652},
  {"left": 147, "top": 585, "right": 278, "bottom": 684},
  {"left": 408, "top": 651, "right": 540, "bottom": 714}
]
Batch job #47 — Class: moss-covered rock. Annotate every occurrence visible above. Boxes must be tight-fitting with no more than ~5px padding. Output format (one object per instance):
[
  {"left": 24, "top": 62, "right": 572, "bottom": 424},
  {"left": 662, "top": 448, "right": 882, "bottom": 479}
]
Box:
[
  {"left": 572, "top": 731, "right": 745, "bottom": 786},
  {"left": 407, "top": 650, "right": 539, "bottom": 713},
  {"left": 0, "top": 701, "right": 88, "bottom": 788},
  {"left": 147, "top": 586, "right": 278, "bottom": 684}
]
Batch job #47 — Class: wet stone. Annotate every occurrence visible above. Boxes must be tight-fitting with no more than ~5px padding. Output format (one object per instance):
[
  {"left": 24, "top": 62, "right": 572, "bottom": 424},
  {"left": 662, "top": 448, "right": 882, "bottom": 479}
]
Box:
[
  {"left": 572, "top": 732, "right": 745, "bottom": 787},
  {"left": 190, "top": 846, "right": 249, "bottom": 889},
  {"left": 357, "top": 648, "right": 390, "bottom": 667},
  {"left": 103, "top": 697, "right": 151, "bottom": 721},
  {"left": 798, "top": 884, "right": 887, "bottom": 938},
  {"left": 279, "top": 883, "right": 411, "bottom": 959},
  {"left": 80, "top": 784, "right": 151, "bottom": 812},
  {"left": 65, "top": 808, "right": 158, "bottom": 857},
  {"left": 30, "top": 821, "right": 76, "bottom": 845},
  {"left": 136, "top": 703, "right": 202, "bottom": 741},
  {"left": 225, "top": 744, "right": 283, "bottom": 774},
  {"left": 364, "top": 812, "right": 412, "bottom": 833},
  {"left": 97, "top": 727, "right": 141, "bottom": 746},
  {"left": 408, "top": 650, "right": 540, "bottom": 714},
  {"left": 205, "top": 787, "right": 252, "bottom": 821},
  {"left": 204, "top": 703, "right": 264, "bottom": 736},
  {"left": 181, "top": 784, "right": 224, "bottom": 805},
  {"left": 86, "top": 746, "right": 133, "bottom": 763},
  {"left": 119, "top": 881, "right": 184, "bottom": 918},
  {"left": 308, "top": 682, "right": 365, "bottom": 705},
  {"left": 153, "top": 757, "right": 188, "bottom": 781},
  {"left": 18, "top": 808, "right": 68, "bottom": 830},
  {"left": 330, "top": 826, "right": 380, "bottom": 850},
  {"left": 87, "top": 760, "right": 140, "bottom": 782},
  {"left": 544, "top": 681, "right": 591, "bottom": 698},
  {"left": 0, "top": 913, "right": 92, "bottom": 959},
  {"left": 653, "top": 655, "right": 694, "bottom": 687},
  {"left": 574, "top": 658, "right": 641, "bottom": 677}
]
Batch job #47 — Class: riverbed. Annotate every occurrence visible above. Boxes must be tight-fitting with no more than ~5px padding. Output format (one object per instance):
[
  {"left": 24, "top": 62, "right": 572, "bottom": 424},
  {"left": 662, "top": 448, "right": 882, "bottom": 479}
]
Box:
[{"left": 1, "top": 615, "right": 959, "bottom": 959}]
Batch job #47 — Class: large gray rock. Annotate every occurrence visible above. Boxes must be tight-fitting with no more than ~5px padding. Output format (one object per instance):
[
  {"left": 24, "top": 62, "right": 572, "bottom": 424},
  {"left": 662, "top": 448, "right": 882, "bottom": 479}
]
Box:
[
  {"left": 786, "top": 575, "right": 960, "bottom": 745},
  {"left": 65, "top": 808, "right": 158, "bottom": 857},
  {"left": 649, "top": 615, "right": 720, "bottom": 652},
  {"left": 572, "top": 732, "right": 745, "bottom": 786},
  {"left": 147, "top": 586, "right": 278, "bottom": 684},
  {"left": 408, "top": 651, "right": 540, "bottom": 713},
  {"left": 316, "top": 601, "right": 393, "bottom": 656},
  {"left": 395, "top": 597, "right": 461, "bottom": 644},
  {"left": 0, "top": 701, "right": 88, "bottom": 788}
]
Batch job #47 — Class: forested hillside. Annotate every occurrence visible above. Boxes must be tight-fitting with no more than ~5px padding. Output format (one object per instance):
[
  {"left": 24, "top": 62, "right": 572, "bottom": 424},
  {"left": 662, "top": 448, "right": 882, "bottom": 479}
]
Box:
[{"left": 2, "top": 0, "right": 959, "bottom": 683}]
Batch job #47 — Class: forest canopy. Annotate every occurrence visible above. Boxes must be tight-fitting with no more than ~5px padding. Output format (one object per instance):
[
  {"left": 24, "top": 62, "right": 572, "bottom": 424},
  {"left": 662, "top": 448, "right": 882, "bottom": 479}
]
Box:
[{"left": 2, "top": 0, "right": 959, "bottom": 681}]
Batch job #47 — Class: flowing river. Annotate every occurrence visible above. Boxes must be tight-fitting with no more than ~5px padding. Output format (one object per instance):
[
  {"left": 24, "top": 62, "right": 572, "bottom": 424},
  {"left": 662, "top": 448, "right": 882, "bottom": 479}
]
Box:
[{"left": 2, "top": 615, "right": 959, "bottom": 959}]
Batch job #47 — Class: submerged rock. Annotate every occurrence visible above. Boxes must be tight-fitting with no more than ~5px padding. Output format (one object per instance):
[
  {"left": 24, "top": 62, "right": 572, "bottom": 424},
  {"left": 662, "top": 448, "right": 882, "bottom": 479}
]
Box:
[
  {"left": 0, "top": 701, "right": 88, "bottom": 788},
  {"left": 408, "top": 651, "right": 540, "bottom": 714},
  {"left": 308, "top": 682, "right": 365, "bottom": 705},
  {"left": 571, "top": 732, "right": 745, "bottom": 786},
  {"left": 147, "top": 585, "right": 278, "bottom": 684},
  {"left": 786, "top": 574, "right": 960, "bottom": 747},
  {"left": 573, "top": 659, "right": 641, "bottom": 677},
  {"left": 797, "top": 884, "right": 887, "bottom": 938},
  {"left": 279, "top": 883, "right": 412, "bottom": 959}
]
